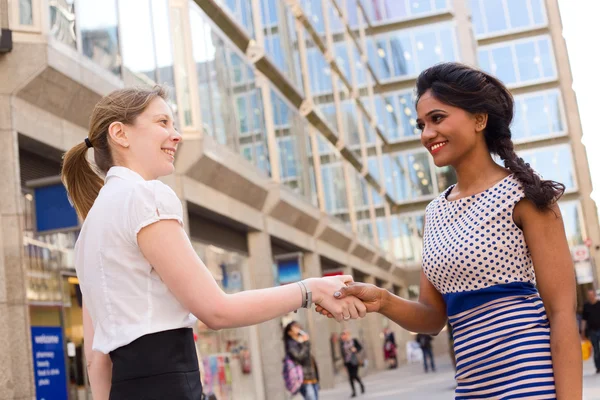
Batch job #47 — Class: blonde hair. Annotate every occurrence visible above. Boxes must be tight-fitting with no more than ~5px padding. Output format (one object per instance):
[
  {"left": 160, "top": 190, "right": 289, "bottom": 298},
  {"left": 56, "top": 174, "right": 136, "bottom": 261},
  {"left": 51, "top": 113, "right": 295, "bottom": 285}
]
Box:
[{"left": 61, "top": 85, "right": 169, "bottom": 219}]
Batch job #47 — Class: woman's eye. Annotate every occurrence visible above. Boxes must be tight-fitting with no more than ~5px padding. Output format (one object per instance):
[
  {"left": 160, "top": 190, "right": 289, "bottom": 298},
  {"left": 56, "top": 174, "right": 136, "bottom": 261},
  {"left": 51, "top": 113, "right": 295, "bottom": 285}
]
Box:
[
  {"left": 431, "top": 115, "right": 444, "bottom": 123},
  {"left": 160, "top": 119, "right": 168, "bottom": 125},
  {"left": 416, "top": 123, "right": 425, "bottom": 130}
]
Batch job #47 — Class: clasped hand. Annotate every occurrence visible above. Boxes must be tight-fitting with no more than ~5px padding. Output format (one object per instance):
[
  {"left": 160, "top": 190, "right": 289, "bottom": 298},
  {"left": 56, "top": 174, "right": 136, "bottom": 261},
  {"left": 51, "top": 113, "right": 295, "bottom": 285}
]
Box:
[{"left": 308, "top": 277, "right": 383, "bottom": 322}]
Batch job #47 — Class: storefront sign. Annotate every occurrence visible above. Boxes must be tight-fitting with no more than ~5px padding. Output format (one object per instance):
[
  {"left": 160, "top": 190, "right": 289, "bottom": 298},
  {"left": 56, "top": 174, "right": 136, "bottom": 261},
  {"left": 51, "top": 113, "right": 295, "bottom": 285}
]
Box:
[
  {"left": 276, "top": 255, "right": 302, "bottom": 285},
  {"left": 28, "top": 177, "right": 79, "bottom": 233},
  {"left": 575, "top": 261, "right": 595, "bottom": 284},
  {"left": 573, "top": 245, "right": 591, "bottom": 262},
  {"left": 31, "top": 326, "right": 68, "bottom": 400}
]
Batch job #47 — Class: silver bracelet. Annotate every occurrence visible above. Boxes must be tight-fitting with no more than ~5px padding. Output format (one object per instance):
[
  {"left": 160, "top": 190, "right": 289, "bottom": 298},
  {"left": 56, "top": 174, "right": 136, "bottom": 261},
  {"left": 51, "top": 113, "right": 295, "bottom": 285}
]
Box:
[
  {"left": 297, "top": 281, "right": 307, "bottom": 308},
  {"left": 299, "top": 280, "right": 312, "bottom": 309}
]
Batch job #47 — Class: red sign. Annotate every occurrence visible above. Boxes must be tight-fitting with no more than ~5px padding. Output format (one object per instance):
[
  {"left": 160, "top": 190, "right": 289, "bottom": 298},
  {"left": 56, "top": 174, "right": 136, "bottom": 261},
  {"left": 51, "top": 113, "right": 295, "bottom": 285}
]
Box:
[
  {"left": 323, "top": 270, "right": 344, "bottom": 277},
  {"left": 585, "top": 238, "right": 592, "bottom": 247}
]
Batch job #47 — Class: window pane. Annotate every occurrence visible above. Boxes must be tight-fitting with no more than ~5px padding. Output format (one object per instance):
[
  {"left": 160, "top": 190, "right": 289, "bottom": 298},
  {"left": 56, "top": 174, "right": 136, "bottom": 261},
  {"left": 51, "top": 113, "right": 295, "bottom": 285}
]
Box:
[
  {"left": 389, "top": 35, "right": 415, "bottom": 76},
  {"left": 152, "top": 0, "right": 176, "bottom": 97},
  {"left": 524, "top": 94, "right": 548, "bottom": 137},
  {"left": 472, "top": 0, "right": 546, "bottom": 37},
  {"left": 120, "top": 0, "right": 156, "bottom": 82},
  {"left": 484, "top": 0, "right": 507, "bottom": 33},
  {"left": 49, "top": 0, "right": 77, "bottom": 48},
  {"left": 19, "top": 0, "right": 33, "bottom": 25},
  {"left": 490, "top": 46, "right": 516, "bottom": 84},
  {"left": 530, "top": 0, "right": 546, "bottom": 25},
  {"left": 513, "top": 90, "right": 564, "bottom": 141},
  {"left": 414, "top": 29, "right": 440, "bottom": 71},
  {"left": 506, "top": 0, "right": 530, "bottom": 29},
  {"left": 78, "top": 0, "right": 121, "bottom": 74},
  {"left": 559, "top": 201, "right": 584, "bottom": 246},
  {"left": 538, "top": 38, "right": 555, "bottom": 78},
  {"left": 382, "top": 0, "right": 408, "bottom": 20},
  {"left": 519, "top": 145, "right": 575, "bottom": 190},
  {"left": 515, "top": 41, "right": 539, "bottom": 82},
  {"left": 335, "top": 43, "right": 351, "bottom": 82},
  {"left": 470, "top": 0, "right": 485, "bottom": 35}
]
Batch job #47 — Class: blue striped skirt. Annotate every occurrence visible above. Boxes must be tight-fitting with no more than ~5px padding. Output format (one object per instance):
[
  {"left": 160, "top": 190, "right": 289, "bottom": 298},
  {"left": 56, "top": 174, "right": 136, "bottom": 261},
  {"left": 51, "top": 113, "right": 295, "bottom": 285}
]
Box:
[{"left": 445, "top": 283, "right": 556, "bottom": 399}]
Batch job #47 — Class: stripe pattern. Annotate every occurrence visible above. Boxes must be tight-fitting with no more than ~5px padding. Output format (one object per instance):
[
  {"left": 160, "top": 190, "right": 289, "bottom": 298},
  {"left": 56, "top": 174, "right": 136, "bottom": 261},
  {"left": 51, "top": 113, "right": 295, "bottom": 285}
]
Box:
[{"left": 450, "top": 293, "right": 555, "bottom": 399}]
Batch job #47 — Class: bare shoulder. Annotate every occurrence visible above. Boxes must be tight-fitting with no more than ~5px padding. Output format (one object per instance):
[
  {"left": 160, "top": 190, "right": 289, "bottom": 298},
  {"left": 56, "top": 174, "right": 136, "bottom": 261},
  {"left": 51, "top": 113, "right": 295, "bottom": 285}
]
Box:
[{"left": 513, "top": 197, "right": 562, "bottom": 230}]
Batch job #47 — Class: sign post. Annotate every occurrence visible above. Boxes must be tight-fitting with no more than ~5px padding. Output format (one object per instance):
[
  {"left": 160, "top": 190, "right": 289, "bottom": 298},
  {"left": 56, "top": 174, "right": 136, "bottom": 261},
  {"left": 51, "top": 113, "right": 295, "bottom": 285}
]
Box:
[{"left": 31, "top": 327, "right": 68, "bottom": 400}]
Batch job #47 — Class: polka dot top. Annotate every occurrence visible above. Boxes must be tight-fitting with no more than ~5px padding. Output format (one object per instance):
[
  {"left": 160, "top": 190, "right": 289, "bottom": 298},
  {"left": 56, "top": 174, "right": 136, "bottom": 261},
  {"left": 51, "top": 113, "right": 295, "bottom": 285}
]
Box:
[{"left": 422, "top": 174, "right": 535, "bottom": 294}]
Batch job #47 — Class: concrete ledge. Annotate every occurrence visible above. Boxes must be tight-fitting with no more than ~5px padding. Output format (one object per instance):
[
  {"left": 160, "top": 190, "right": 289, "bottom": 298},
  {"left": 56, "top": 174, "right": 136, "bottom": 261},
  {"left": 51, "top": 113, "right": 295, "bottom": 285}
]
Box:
[
  {"left": 180, "top": 176, "right": 265, "bottom": 232},
  {"left": 265, "top": 216, "right": 316, "bottom": 253},
  {"left": 264, "top": 183, "right": 321, "bottom": 236},
  {"left": 183, "top": 134, "right": 271, "bottom": 211}
]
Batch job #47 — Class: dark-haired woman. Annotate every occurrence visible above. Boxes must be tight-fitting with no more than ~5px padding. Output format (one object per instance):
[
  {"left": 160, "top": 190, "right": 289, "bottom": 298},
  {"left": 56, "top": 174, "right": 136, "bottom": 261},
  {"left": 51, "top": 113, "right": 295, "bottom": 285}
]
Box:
[
  {"left": 318, "top": 62, "right": 581, "bottom": 399},
  {"left": 284, "top": 322, "right": 320, "bottom": 400}
]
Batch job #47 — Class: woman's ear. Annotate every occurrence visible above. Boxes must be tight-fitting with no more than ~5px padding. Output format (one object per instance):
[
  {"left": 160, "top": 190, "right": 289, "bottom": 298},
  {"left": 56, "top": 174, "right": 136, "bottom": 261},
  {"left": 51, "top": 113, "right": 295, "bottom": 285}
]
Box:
[
  {"left": 108, "top": 121, "right": 129, "bottom": 148},
  {"left": 474, "top": 113, "right": 488, "bottom": 133}
]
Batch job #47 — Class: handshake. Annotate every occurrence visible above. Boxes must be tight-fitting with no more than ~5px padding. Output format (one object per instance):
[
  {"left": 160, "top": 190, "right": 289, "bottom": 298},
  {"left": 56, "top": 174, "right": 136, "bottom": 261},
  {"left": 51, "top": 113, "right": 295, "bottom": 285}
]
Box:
[{"left": 303, "top": 275, "right": 385, "bottom": 322}]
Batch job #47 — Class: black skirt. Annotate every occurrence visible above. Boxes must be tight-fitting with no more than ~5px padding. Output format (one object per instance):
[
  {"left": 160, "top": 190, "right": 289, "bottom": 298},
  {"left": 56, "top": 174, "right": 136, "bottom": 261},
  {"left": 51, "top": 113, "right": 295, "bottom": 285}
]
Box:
[{"left": 109, "top": 328, "right": 203, "bottom": 400}]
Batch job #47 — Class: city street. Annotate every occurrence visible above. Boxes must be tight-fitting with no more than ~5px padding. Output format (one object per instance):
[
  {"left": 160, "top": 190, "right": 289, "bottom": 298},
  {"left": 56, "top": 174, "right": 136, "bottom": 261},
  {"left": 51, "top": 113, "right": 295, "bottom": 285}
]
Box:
[{"left": 321, "top": 356, "right": 600, "bottom": 399}]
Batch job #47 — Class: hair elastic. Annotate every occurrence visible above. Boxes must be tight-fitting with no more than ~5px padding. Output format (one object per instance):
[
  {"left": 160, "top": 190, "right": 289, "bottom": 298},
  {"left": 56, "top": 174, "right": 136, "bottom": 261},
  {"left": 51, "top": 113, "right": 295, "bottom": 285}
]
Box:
[{"left": 84, "top": 138, "right": 93, "bottom": 148}]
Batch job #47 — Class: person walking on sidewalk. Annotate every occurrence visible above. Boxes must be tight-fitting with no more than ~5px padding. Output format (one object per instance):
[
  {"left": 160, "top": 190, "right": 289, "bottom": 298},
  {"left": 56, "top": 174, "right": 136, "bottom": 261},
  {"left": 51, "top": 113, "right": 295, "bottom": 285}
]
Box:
[
  {"left": 582, "top": 288, "right": 600, "bottom": 373},
  {"left": 284, "top": 322, "right": 320, "bottom": 400},
  {"left": 340, "top": 330, "right": 365, "bottom": 398},
  {"left": 416, "top": 333, "right": 435, "bottom": 373},
  {"left": 317, "top": 62, "right": 582, "bottom": 399},
  {"left": 61, "top": 86, "right": 367, "bottom": 399},
  {"left": 383, "top": 328, "right": 398, "bottom": 369}
]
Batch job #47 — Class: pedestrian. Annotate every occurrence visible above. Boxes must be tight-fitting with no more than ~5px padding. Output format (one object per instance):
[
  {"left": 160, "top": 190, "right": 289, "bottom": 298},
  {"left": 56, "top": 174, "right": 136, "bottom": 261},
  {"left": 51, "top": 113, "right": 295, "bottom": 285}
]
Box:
[
  {"left": 416, "top": 333, "right": 435, "bottom": 373},
  {"left": 339, "top": 330, "right": 365, "bottom": 398},
  {"left": 284, "top": 322, "right": 320, "bottom": 400},
  {"left": 61, "top": 86, "right": 367, "bottom": 399},
  {"left": 382, "top": 328, "right": 398, "bottom": 369},
  {"left": 318, "top": 62, "right": 582, "bottom": 399},
  {"left": 581, "top": 288, "right": 600, "bottom": 373}
]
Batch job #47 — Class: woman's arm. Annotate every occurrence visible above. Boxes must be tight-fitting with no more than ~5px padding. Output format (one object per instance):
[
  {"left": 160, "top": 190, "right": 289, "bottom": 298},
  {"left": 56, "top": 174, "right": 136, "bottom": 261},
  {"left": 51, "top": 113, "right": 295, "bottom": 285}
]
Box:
[
  {"left": 138, "top": 220, "right": 367, "bottom": 328},
  {"left": 83, "top": 302, "right": 112, "bottom": 400},
  {"left": 515, "top": 199, "right": 581, "bottom": 399},
  {"left": 322, "top": 271, "right": 448, "bottom": 334}
]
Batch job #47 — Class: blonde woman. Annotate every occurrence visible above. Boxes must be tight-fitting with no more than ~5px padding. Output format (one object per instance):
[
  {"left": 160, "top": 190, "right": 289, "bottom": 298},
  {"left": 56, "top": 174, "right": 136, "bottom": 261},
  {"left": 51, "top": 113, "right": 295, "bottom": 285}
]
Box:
[{"left": 62, "top": 86, "right": 366, "bottom": 399}]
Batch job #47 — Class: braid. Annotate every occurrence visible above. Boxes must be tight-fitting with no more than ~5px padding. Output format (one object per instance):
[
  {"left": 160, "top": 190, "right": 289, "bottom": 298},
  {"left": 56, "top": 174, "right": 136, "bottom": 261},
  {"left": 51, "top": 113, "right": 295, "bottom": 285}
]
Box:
[{"left": 494, "top": 137, "right": 565, "bottom": 209}]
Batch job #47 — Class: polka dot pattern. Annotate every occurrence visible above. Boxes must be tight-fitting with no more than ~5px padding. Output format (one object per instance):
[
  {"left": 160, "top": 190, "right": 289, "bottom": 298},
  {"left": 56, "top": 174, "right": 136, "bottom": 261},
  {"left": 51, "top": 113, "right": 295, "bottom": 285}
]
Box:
[{"left": 422, "top": 175, "right": 535, "bottom": 294}]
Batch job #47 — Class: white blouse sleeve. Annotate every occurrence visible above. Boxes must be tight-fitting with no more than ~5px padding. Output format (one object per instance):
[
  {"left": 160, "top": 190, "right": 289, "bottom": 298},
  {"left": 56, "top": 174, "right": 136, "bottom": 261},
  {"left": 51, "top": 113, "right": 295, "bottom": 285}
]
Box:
[{"left": 127, "top": 180, "right": 184, "bottom": 244}]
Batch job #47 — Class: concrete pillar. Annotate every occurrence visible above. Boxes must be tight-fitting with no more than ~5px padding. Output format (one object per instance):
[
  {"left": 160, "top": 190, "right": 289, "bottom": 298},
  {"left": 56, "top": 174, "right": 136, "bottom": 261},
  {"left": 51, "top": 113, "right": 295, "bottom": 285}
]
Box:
[
  {"left": 302, "top": 252, "right": 335, "bottom": 389},
  {"left": 361, "top": 276, "right": 385, "bottom": 372},
  {"left": 246, "top": 231, "right": 283, "bottom": 400},
  {"left": 0, "top": 94, "right": 35, "bottom": 399}
]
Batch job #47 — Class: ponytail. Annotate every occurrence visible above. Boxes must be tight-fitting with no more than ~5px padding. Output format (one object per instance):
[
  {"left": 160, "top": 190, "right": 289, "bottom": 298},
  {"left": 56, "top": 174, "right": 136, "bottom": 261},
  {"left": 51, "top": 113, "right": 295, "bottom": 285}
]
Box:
[
  {"left": 61, "top": 142, "right": 104, "bottom": 219},
  {"left": 61, "top": 85, "right": 169, "bottom": 220}
]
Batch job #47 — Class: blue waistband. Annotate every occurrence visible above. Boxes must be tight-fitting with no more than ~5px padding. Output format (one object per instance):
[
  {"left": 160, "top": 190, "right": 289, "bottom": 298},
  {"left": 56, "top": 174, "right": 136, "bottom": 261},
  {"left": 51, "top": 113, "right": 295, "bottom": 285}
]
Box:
[{"left": 443, "top": 282, "right": 539, "bottom": 317}]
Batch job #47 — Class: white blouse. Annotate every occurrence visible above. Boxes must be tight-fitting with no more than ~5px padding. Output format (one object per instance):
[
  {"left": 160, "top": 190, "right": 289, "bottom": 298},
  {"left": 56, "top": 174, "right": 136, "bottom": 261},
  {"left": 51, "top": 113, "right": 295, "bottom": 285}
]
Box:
[{"left": 74, "top": 166, "right": 196, "bottom": 354}]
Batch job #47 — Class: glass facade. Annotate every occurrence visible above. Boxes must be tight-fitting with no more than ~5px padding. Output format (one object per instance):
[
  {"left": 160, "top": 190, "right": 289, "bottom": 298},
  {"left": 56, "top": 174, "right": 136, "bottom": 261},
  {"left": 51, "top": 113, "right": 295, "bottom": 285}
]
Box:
[
  {"left": 78, "top": 0, "right": 121, "bottom": 75},
  {"left": 375, "top": 91, "right": 419, "bottom": 142},
  {"left": 512, "top": 89, "right": 565, "bottom": 142},
  {"left": 518, "top": 145, "right": 576, "bottom": 191},
  {"left": 478, "top": 36, "right": 556, "bottom": 87},
  {"left": 363, "top": 0, "right": 449, "bottom": 25},
  {"left": 559, "top": 201, "right": 585, "bottom": 247},
  {"left": 367, "top": 23, "right": 458, "bottom": 81},
  {"left": 383, "top": 151, "right": 434, "bottom": 203},
  {"left": 470, "top": 0, "right": 547, "bottom": 37}
]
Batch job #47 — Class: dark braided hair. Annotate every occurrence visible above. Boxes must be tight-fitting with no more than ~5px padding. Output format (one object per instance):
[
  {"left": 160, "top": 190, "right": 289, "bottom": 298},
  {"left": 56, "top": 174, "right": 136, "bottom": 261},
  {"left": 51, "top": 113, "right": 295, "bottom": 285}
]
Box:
[{"left": 415, "top": 62, "right": 564, "bottom": 209}]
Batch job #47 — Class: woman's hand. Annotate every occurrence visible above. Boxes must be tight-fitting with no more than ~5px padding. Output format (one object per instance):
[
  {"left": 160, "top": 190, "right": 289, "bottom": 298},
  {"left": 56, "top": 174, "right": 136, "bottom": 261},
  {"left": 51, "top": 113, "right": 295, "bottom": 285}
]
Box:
[
  {"left": 315, "top": 282, "right": 387, "bottom": 318},
  {"left": 306, "top": 276, "right": 368, "bottom": 322}
]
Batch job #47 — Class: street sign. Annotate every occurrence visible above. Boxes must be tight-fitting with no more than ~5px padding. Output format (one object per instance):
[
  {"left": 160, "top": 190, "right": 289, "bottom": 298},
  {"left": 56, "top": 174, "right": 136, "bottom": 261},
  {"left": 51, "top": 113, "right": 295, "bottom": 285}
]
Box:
[
  {"left": 585, "top": 238, "right": 592, "bottom": 247},
  {"left": 573, "top": 245, "right": 590, "bottom": 262},
  {"left": 31, "top": 327, "right": 68, "bottom": 400}
]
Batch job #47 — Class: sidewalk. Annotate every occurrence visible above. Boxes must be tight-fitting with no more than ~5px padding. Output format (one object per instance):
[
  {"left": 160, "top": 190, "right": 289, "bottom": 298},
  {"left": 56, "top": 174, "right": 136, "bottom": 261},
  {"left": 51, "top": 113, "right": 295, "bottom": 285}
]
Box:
[{"left": 320, "top": 356, "right": 600, "bottom": 399}]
